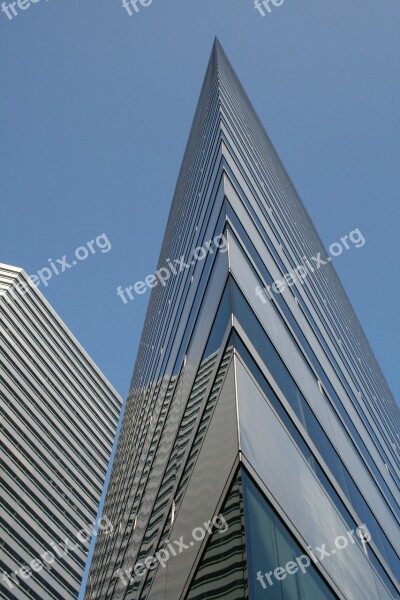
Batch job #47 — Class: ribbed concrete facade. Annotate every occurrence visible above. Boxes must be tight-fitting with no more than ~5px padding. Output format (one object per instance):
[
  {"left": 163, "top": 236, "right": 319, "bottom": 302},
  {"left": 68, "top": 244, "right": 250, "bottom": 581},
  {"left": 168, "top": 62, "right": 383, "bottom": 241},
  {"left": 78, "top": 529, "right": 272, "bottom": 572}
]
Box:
[
  {"left": 0, "top": 263, "right": 122, "bottom": 599},
  {"left": 85, "top": 40, "right": 399, "bottom": 600}
]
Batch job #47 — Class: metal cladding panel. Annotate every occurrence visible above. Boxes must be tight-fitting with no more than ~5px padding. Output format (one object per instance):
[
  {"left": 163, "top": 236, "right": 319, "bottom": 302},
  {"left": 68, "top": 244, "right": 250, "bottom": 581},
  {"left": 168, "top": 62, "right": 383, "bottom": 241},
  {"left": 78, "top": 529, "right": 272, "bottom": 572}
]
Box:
[{"left": 148, "top": 360, "right": 238, "bottom": 600}]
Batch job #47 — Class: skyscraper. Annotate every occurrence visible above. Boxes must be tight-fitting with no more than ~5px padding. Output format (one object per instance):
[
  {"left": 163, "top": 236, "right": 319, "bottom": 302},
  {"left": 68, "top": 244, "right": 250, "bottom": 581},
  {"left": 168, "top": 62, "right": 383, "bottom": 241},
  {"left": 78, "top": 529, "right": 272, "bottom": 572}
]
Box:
[
  {"left": 85, "top": 40, "right": 400, "bottom": 600},
  {"left": 0, "top": 263, "right": 122, "bottom": 599}
]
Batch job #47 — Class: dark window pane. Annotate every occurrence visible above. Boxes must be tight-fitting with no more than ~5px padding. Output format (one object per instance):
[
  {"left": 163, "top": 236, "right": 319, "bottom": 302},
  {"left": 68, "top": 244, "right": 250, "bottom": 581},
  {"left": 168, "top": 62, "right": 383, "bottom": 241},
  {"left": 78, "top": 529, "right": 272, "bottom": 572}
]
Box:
[{"left": 243, "top": 471, "right": 338, "bottom": 600}]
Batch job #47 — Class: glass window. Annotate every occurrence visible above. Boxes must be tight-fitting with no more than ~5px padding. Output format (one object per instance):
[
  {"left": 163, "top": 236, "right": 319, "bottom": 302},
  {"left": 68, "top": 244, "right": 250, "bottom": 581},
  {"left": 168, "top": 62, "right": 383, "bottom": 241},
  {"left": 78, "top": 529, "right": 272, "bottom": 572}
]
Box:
[
  {"left": 301, "top": 401, "right": 349, "bottom": 496},
  {"left": 203, "top": 281, "right": 231, "bottom": 359},
  {"left": 243, "top": 471, "right": 338, "bottom": 600}
]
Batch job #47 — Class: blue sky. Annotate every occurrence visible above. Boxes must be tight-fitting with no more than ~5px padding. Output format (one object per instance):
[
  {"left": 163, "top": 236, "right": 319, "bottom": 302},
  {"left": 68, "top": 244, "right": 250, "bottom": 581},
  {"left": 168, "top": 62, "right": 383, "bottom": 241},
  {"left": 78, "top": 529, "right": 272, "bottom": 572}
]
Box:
[{"left": 1, "top": 0, "right": 399, "bottom": 594}]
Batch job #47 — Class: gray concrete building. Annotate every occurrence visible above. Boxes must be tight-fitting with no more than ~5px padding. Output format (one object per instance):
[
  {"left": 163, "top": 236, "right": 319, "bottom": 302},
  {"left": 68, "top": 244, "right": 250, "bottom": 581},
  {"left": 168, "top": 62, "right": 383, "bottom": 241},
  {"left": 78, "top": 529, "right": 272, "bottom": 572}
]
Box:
[{"left": 0, "top": 263, "right": 122, "bottom": 599}]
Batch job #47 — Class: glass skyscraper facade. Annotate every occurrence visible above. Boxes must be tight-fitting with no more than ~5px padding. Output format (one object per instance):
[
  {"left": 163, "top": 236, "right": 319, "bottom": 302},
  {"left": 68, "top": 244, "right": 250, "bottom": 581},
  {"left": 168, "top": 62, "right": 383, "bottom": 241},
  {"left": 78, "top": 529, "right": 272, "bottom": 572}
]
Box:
[
  {"left": 0, "top": 263, "right": 122, "bottom": 599},
  {"left": 85, "top": 40, "right": 400, "bottom": 600}
]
